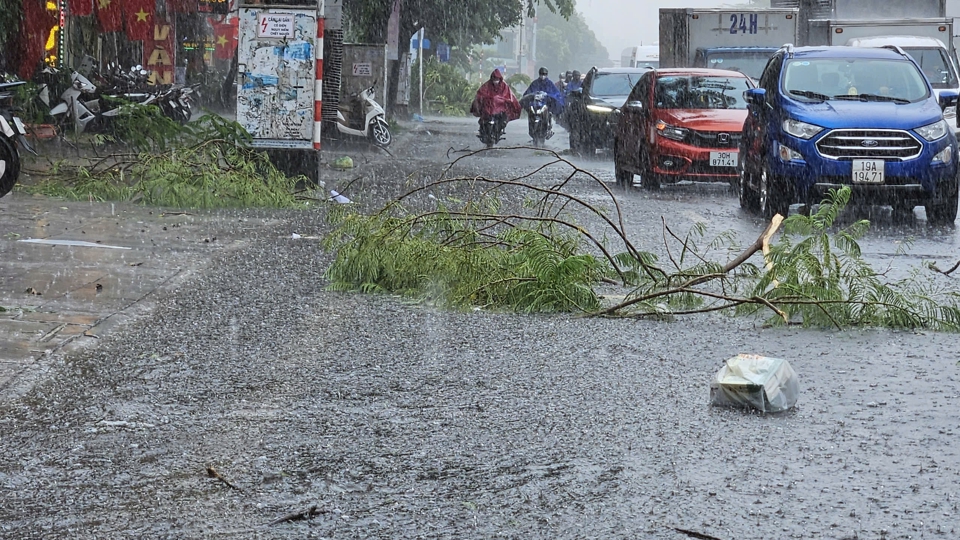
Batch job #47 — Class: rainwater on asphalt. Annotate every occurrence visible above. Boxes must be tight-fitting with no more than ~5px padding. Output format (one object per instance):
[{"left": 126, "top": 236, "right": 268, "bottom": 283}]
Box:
[{"left": 0, "top": 116, "right": 958, "bottom": 539}]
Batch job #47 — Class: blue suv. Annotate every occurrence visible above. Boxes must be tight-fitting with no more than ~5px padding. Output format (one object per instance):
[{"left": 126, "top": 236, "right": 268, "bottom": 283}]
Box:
[{"left": 739, "top": 45, "right": 960, "bottom": 225}]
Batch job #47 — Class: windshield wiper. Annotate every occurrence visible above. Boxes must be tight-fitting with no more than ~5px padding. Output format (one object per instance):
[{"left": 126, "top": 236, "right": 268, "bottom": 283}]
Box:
[
  {"left": 788, "top": 89, "right": 830, "bottom": 102},
  {"left": 833, "top": 93, "right": 910, "bottom": 104}
]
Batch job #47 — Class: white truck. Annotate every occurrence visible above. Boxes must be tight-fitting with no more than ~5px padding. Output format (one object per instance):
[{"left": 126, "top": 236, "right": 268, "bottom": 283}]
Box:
[
  {"left": 620, "top": 45, "right": 659, "bottom": 69},
  {"left": 659, "top": 8, "right": 800, "bottom": 80}
]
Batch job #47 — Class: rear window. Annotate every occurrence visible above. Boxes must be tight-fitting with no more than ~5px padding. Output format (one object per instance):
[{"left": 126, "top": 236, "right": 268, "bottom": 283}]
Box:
[{"left": 654, "top": 75, "right": 751, "bottom": 109}]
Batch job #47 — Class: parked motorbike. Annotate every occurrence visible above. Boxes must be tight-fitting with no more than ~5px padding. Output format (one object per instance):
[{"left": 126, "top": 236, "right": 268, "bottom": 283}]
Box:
[
  {"left": 49, "top": 65, "right": 196, "bottom": 134},
  {"left": 0, "top": 81, "right": 36, "bottom": 198},
  {"left": 522, "top": 91, "right": 552, "bottom": 147},
  {"left": 477, "top": 114, "right": 507, "bottom": 148},
  {"left": 336, "top": 85, "right": 391, "bottom": 147},
  {"left": 50, "top": 71, "right": 122, "bottom": 134}
]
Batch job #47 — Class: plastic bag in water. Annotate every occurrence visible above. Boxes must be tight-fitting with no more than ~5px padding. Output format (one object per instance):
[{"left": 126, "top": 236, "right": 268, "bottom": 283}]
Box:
[{"left": 710, "top": 354, "right": 799, "bottom": 413}]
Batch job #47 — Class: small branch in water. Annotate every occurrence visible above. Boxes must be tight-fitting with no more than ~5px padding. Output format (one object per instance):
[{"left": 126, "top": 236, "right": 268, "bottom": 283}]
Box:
[
  {"left": 268, "top": 504, "right": 326, "bottom": 525},
  {"left": 206, "top": 466, "right": 243, "bottom": 492},
  {"left": 672, "top": 527, "right": 723, "bottom": 540},
  {"left": 930, "top": 259, "right": 960, "bottom": 276}
]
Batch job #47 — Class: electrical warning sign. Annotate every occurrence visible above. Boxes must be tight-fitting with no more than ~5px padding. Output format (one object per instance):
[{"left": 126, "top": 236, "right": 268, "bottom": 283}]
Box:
[{"left": 256, "top": 13, "right": 295, "bottom": 38}]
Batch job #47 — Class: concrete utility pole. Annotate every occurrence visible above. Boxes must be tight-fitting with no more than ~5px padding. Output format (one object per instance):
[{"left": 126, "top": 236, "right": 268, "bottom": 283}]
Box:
[
  {"left": 418, "top": 27, "right": 424, "bottom": 116},
  {"left": 530, "top": 5, "right": 537, "bottom": 70},
  {"left": 518, "top": 15, "right": 526, "bottom": 75}
]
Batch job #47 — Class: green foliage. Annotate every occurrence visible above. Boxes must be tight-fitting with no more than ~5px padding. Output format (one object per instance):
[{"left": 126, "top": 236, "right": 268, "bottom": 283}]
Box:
[
  {"left": 0, "top": 0, "right": 22, "bottom": 54},
  {"left": 505, "top": 73, "right": 532, "bottom": 99},
  {"left": 344, "top": 0, "right": 573, "bottom": 49},
  {"left": 27, "top": 114, "right": 302, "bottom": 209},
  {"left": 410, "top": 57, "right": 475, "bottom": 116},
  {"left": 738, "top": 188, "right": 960, "bottom": 330},
  {"left": 323, "top": 203, "right": 607, "bottom": 313},
  {"left": 12, "top": 81, "right": 49, "bottom": 125},
  {"left": 321, "top": 161, "right": 960, "bottom": 330},
  {"left": 535, "top": 6, "right": 612, "bottom": 74}
]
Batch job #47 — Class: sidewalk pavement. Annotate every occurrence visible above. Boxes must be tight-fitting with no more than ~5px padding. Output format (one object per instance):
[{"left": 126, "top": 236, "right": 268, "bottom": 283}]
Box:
[{"left": 0, "top": 192, "right": 262, "bottom": 400}]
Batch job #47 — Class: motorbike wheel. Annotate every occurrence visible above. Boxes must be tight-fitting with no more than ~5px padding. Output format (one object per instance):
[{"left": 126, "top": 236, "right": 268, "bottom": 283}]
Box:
[
  {"left": 370, "top": 118, "right": 392, "bottom": 147},
  {"left": 0, "top": 134, "right": 22, "bottom": 198}
]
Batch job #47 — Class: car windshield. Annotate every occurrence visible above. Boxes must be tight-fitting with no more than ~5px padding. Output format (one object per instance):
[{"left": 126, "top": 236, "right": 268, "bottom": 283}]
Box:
[
  {"left": 654, "top": 75, "right": 751, "bottom": 109},
  {"left": 704, "top": 52, "right": 772, "bottom": 80},
  {"left": 782, "top": 58, "right": 930, "bottom": 103},
  {"left": 591, "top": 73, "right": 643, "bottom": 96},
  {"left": 903, "top": 47, "right": 958, "bottom": 89}
]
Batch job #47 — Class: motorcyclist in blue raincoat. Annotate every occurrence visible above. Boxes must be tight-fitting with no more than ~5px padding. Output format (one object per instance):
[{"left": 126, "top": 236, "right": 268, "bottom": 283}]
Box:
[{"left": 522, "top": 67, "right": 565, "bottom": 139}]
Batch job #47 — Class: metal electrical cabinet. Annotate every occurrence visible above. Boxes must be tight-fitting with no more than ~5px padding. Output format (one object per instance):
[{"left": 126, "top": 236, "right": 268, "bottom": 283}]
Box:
[{"left": 236, "top": 1, "right": 319, "bottom": 149}]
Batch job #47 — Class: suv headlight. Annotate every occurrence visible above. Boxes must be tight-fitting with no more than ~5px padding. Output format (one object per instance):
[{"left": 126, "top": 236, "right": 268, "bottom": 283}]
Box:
[
  {"left": 782, "top": 118, "right": 824, "bottom": 139},
  {"left": 586, "top": 104, "right": 616, "bottom": 113},
  {"left": 656, "top": 120, "right": 688, "bottom": 141},
  {"left": 916, "top": 119, "right": 949, "bottom": 142}
]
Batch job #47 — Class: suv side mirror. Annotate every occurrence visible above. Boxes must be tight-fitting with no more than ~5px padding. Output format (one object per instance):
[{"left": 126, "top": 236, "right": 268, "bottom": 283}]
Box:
[
  {"left": 624, "top": 100, "right": 644, "bottom": 112},
  {"left": 938, "top": 89, "right": 959, "bottom": 110},
  {"left": 744, "top": 88, "right": 766, "bottom": 106}
]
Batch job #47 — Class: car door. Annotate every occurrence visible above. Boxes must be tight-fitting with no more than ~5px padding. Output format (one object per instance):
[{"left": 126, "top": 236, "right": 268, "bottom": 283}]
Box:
[
  {"left": 743, "top": 54, "right": 783, "bottom": 175},
  {"left": 617, "top": 71, "right": 652, "bottom": 173}
]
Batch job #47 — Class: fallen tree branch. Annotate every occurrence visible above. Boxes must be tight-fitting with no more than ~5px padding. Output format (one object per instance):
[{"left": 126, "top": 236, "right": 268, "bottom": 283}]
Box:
[
  {"left": 206, "top": 466, "right": 243, "bottom": 492},
  {"left": 268, "top": 504, "right": 326, "bottom": 525},
  {"left": 672, "top": 527, "right": 723, "bottom": 540},
  {"left": 930, "top": 259, "right": 960, "bottom": 276}
]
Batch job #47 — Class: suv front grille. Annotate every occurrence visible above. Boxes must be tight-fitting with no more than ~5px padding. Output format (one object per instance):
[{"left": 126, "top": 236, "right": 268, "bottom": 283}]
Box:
[
  {"left": 687, "top": 130, "right": 741, "bottom": 149},
  {"left": 816, "top": 129, "right": 922, "bottom": 160}
]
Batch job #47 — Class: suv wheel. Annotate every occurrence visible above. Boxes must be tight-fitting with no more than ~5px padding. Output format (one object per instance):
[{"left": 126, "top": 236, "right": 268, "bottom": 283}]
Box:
[
  {"left": 759, "top": 163, "right": 790, "bottom": 219},
  {"left": 925, "top": 178, "right": 959, "bottom": 226},
  {"left": 640, "top": 152, "right": 661, "bottom": 190},
  {"left": 569, "top": 125, "right": 581, "bottom": 153},
  {"left": 613, "top": 141, "right": 633, "bottom": 188},
  {"left": 738, "top": 166, "right": 759, "bottom": 211}
]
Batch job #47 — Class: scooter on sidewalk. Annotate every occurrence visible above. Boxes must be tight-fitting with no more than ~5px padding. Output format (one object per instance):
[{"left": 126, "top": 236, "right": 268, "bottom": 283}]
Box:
[
  {"left": 336, "top": 85, "right": 391, "bottom": 147},
  {"left": 0, "top": 80, "right": 37, "bottom": 198}
]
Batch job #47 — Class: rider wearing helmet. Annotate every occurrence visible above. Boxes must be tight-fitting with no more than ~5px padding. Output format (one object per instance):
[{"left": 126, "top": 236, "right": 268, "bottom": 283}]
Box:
[{"left": 522, "top": 67, "right": 565, "bottom": 140}]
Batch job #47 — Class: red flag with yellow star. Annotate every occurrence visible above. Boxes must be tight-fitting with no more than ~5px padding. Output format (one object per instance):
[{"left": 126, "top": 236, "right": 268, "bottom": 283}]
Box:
[
  {"left": 95, "top": 0, "right": 123, "bottom": 33},
  {"left": 169, "top": 0, "right": 198, "bottom": 13},
  {"left": 68, "top": 0, "right": 94, "bottom": 17},
  {"left": 124, "top": 0, "right": 155, "bottom": 41},
  {"left": 212, "top": 21, "right": 238, "bottom": 60}
]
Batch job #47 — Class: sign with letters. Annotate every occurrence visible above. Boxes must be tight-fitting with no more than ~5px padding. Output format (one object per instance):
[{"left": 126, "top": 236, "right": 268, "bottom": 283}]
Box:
[
  {"left": 352, "top": 62, "right": 372, "bottom": 76},
  {"left": 256, "top": 13, "right": 295, "bottom": 38}
]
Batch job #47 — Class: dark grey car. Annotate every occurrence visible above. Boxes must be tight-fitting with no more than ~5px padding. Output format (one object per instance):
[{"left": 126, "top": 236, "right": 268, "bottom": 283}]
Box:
[{"left": 564, "top": 67, "right": 650, "bottom": 154}]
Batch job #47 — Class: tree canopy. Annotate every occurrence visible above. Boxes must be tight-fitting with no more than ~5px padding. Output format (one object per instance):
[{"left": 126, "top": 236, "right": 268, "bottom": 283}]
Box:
[
  {"left": 534, "top": 7, "right": 611, "bottom": 75},
  {"left": 345, "top": 0, "right": 576, "bottom": 49}
]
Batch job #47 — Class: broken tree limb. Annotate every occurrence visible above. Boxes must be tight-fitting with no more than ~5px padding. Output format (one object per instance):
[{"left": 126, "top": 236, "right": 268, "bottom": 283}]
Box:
[
  {"left": 930, "top": 259, "right": 960, "bottom": 276},
  {"left": 206, "top": 466, "right": 243, "bottom": 492},
  {"left": 722, "top": 214, "right": 784, "bottom": 274},
  {"left": 672, "top": 527, "right": 723, "bottom": 540},
  {"left": 597, "top": 216, "right": 785, "bottom": 317},
  {"left": 268, "top": 504, "right": 325, "bottom": 525}
]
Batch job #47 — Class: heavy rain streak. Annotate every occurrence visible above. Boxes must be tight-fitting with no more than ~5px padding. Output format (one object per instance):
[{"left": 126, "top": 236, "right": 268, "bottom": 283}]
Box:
[{"left": 2, "top": 0, "right": 960, "bottom": 538}]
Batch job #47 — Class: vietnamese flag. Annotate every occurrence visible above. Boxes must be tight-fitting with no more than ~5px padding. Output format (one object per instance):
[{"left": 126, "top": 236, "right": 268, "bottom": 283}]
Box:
[
  {"left": 95, "top": 0, "right": 123, "bottom": 33},
  {"left": 213, "top": 22, "right": 238, "bottom": 60},
  {"left": 124, "top": 0, "right": 155, "bottom": 41},
  {"left": 169, "top": 0, "right": 198, "bottom": 13},
  {"left": 68, "top": 0, "right": 94, "bottom": 17}
]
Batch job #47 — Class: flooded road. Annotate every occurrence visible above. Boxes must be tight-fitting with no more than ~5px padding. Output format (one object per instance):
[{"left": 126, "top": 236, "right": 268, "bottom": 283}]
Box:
[{"left": 1, "top": 116, "right": 959, "bottom": 539}]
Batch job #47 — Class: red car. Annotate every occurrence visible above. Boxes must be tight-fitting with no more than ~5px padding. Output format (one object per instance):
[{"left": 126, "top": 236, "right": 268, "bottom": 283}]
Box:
[{"left": 613, "top": 68, "right": 754, "bottom": 189}]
